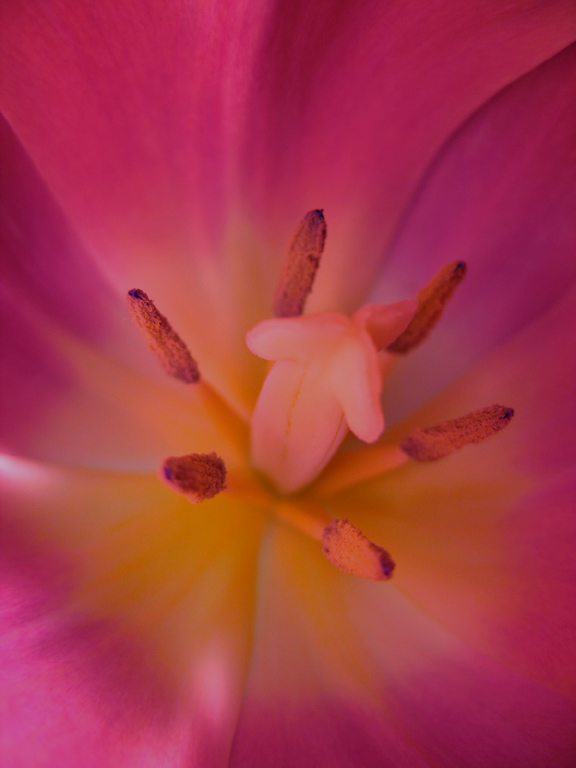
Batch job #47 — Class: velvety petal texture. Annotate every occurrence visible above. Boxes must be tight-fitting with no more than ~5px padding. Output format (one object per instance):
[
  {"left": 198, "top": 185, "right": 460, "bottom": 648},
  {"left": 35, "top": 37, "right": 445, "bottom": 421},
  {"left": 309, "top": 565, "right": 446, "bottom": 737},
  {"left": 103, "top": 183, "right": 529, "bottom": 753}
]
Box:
[
  {"left": 1, "top": 0, "right": 576, "bottom": 396},
  {"left": 230, "top": 527, "right": 575, "bottom": 767},
  {"left": 0, "top": 456, "right": 266, "bottom": 767},
  {"left": 0, "top": 115, "right": 245, "bottom": 467},
  {"left": 0, "top": 1, "right": 575, "bottom": 767},
  {"left": 239, "top": 0, "right": 576, "bottom": 311},
  {"left": 0, "top": 516, "right": 181, "bottom": 768},
  {"left": 376, "top": 42, "right": 576, "bottom": 423}
]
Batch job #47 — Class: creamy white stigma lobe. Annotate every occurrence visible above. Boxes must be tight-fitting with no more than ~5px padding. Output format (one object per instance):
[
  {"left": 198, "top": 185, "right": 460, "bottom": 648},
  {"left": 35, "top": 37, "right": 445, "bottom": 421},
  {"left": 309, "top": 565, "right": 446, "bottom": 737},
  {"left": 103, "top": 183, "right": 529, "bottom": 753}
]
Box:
[{"left": 246, "top": 300, "right": 416, "bottom": 493}]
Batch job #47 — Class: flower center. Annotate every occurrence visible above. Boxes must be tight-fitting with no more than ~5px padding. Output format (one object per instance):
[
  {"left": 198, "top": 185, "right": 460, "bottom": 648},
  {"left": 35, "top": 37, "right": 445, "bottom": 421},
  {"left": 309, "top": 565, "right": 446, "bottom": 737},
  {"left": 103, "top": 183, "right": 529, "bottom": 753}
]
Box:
[
  {"left": 127, "top": 210, "right": 514, "bottom": 581},
  {"left": 246, "top": 305, "right": 415, "bottom": 493}
]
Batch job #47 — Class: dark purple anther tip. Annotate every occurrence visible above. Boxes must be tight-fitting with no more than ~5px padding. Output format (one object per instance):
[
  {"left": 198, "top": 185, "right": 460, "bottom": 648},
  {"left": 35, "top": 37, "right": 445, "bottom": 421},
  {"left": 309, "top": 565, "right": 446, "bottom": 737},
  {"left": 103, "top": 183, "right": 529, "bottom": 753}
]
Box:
[
  {"left": 163, "top": 464, "right": 173, "bottom": 482},
  {"left": 128, "top": 289, "right": 144, "bottom": 299}
]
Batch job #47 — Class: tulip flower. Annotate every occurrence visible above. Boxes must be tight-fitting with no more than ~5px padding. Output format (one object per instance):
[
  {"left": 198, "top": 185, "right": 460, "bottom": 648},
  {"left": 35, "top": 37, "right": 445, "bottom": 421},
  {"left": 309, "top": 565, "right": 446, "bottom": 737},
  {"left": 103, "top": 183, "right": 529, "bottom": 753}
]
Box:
[{"left": 1, "top": 1, "right": 576, "bottom": 766}]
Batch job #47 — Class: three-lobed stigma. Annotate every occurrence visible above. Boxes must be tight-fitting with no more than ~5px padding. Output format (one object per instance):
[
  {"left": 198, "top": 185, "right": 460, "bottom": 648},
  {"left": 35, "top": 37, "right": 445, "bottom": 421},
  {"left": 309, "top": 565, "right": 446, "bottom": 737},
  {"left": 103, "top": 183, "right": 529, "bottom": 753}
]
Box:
[{"left": 246, "top": 302, "right": 417, "bottom": 493}]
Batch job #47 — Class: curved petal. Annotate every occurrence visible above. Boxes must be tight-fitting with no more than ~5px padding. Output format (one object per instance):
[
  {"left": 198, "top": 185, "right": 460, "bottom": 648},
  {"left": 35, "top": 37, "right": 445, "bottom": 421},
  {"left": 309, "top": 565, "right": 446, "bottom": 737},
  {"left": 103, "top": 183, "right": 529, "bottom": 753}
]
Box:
[
  {"left": 0, "top": 114, "right": 244, "bottom": 466},
  {"left": 0, "top": 516, "right": 181, "bottom": 767},
  {"left": 0, "top": 0, "right": 267, "bottom": 271},
  {"left": 374, "top": 42, "right": 576, "bottom": 423},
  {"left": 338, "top": 278, "right": 576, "bottom": 698},
  {"left": 0, "top": 0, "right": 277, "bottom": 409},
  {"left": 1, "top": 1, "right": 575, "bottom": 321},
  {"left": 240, "top": 1, "right": 576, "bottom": 311},
  {"left": 0, "top": 283, "right": 241, "bottom": 467},
  {"left": 0, "top": 115, "right": 125, "bottom": 351},
  {"left": 0, "top": 455, "right": 265, "bottom": 766},
  {"left": 229, "top": 523, "right": 575, "bottom": 767}
]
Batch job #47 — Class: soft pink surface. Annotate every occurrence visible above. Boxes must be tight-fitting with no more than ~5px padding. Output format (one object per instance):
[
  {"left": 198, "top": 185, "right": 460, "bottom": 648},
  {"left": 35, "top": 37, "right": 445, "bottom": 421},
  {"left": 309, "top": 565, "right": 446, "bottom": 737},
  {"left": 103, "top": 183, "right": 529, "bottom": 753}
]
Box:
[
  {"left": 1, "top": 1, "right": 575, "bottom": 404},
  {"left": 239, "top": 0, "right": 576, "bottom": 311},
  {"left": 0, "top": 517, "right": 180, "bottom": 768},
  {"left": 0, "top": 2, "right": 575, "bottom": 766},
  {"left": 229, "top": 526, "right": 575, "bottom": 767},
  {"left": 0, "top": 115, "right": 234, "bottom": 466},
  {"left": 0, "top": 460, "right": 266, "bottom": 767},
  {"left": 1, "top": 0, "right": 575, "bottom": 314},
  {"left": 376, "top": 43, "right": 576, "bottom": 423}
]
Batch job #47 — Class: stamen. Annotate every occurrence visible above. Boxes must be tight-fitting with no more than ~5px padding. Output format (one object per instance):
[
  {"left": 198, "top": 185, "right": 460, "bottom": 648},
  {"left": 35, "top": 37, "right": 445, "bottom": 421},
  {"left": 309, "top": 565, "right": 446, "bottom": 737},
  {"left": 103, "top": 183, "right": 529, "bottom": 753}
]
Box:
[
  {"left": 127, "top": 289, "right": 200, "bottom": 383},
  {"left": 313, "top": 443, "right": 409, "bottom": 495},
  {"left": 223, "top": 468, "right": 275, "bottom": 507},
  {"left": 273, "top": 503, "right": 395, "bottom": 581},
  {"left": 322, "top": 519, "right": 395, "bottom": 581},
  {"left": 273, "top": 209, "right": 327, "bottom": 317},
  {"left": 388, "top": 261, "right": 467, "bottom": 353},
  {"left": 161, "top": 452, "right": 226, "bottom": 502},
  {"left": 274, "top": 499, "right": 333, "bottom": 541},
  {"left": 401, "top": 404, "right": 514, "bottom": 462}
]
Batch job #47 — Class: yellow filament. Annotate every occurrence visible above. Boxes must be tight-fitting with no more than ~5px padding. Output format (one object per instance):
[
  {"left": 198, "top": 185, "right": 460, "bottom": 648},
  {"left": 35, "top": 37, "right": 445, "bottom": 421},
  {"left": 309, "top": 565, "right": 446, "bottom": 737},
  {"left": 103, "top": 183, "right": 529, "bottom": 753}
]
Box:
[
  {"left": 273, "top": 499, "right": 332, "bottom": 541},
  {"left": 312, "top": 443, "right": 409, "bottom": 495}
]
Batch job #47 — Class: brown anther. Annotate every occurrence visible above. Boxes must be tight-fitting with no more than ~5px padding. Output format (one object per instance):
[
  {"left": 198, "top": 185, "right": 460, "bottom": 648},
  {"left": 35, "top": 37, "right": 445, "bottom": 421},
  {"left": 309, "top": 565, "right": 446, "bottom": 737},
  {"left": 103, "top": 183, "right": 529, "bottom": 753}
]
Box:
[
  {"left": 388, "top": 261, "right": 467, "bottom": 353},
  {"left": 322, "top": 519, "right": 395, "bottom": 581},
  {"left": 273, "top": 209, "right": 327, "bottom": 317},
  {"left": 162, "top": 452, "right": 227, "bottom": 503},
  {"left": 401, "top": 405, "right": 514, "bottom": 462},
  {"left": 127, "top": 289, "right": 200, "bottom": 383}
]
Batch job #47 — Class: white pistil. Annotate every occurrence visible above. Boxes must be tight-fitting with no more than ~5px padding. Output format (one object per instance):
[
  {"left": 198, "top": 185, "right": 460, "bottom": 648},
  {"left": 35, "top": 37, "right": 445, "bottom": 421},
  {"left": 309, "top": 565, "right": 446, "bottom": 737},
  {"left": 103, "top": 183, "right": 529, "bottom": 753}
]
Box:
[
  {"left": 401, "top": 404, "right": 515, "bottom": 461},
  {"left": 125, "top": 211, "right": 514, "bottom": 586},
  {"left": 246, "top": 300, "right": 416, "bottom": 493}
]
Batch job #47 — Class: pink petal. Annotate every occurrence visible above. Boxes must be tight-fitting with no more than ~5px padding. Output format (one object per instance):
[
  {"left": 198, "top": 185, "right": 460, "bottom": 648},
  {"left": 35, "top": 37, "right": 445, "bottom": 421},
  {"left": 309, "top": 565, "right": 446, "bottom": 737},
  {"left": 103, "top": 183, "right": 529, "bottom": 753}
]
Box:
[
  {"left": 0, "top": 119, "right": 239, "bottom": 465},
  {"left": 1, "top": 1, "right": 575, "bottom": 320},
  {"left": 342, "top": 278, "right": 576, "bottom": 698},
  {"left": 240, "top": 2, "right": 576, "bottom": 311},
  {"left": 374, "top": 42, "right": 576, "bottom": 422},
  {"left": 0, "top": 456, "right": 265, "bottom": 766},
  {"left": 0, "top": 0, "right": 260, "bottom": 270},
  {"left": 0, "top": 512, "right": 181, "bottom": 767},
  {"left": 0, "top": 526, "right": 181, "bottom": 767},
  {"left": 229, "top": 524, "right": 575, "bottom": 767},
  {"left": 228, "top": 527, "right": 429, "bottom": 767},
  {"left": 0, "top": 1, "right": 276, "bottom": 409},
  {"left": 1, "top": 283, "right": 233, "bottom": 466},
  {"left": 0, "top": 116, "right": 125, "bottom": 349}
]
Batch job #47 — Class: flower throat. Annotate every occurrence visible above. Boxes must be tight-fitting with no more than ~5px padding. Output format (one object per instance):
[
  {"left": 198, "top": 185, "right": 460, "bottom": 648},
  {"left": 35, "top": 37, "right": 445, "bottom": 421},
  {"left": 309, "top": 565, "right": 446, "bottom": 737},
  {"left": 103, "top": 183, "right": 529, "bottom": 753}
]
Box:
[{"left": 127, "top": 210, "right": 514, "bottom": 581}]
